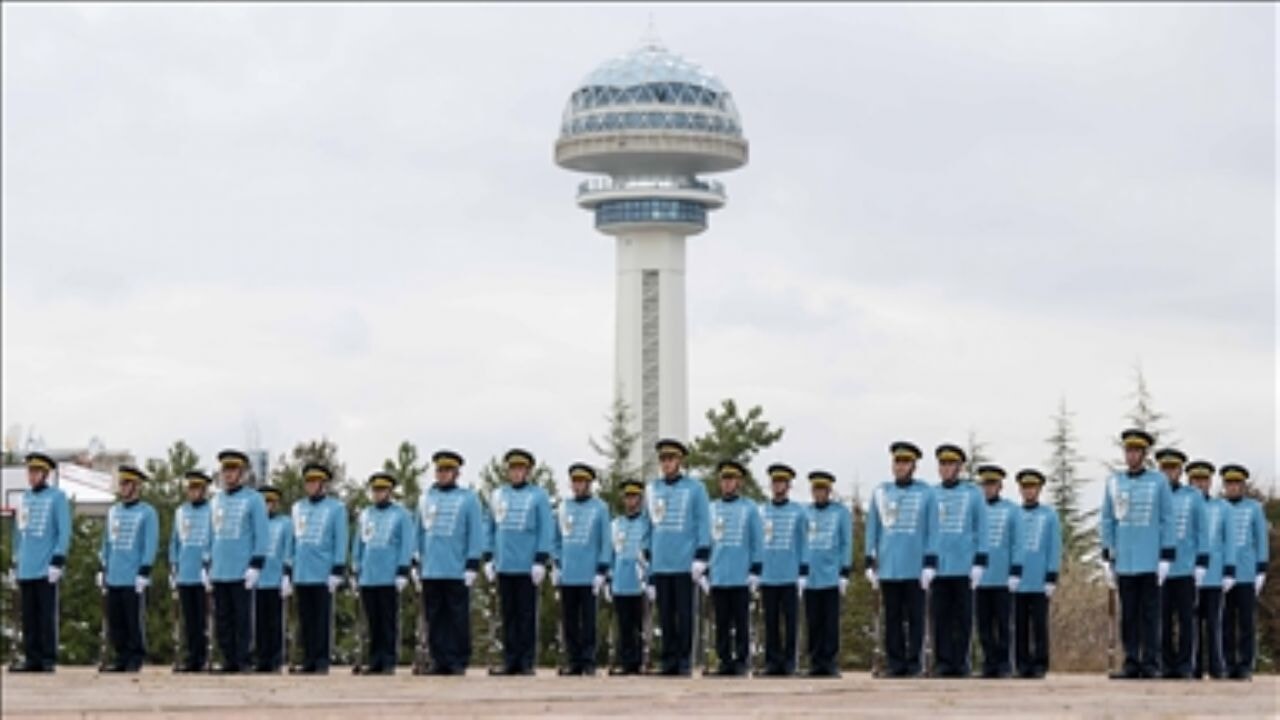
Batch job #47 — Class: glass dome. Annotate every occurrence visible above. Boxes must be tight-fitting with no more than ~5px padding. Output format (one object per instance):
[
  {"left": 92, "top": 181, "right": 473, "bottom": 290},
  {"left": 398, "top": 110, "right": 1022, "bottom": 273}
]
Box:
[{"left": 560, "top": 41, "right": 743, "bottom": 139}]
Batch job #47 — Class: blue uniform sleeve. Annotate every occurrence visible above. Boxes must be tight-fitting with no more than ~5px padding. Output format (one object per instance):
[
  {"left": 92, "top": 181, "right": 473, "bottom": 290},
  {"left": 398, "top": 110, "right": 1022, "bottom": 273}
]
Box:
[
  {"left": 1100, "top": 476, "right": 1116, "bottom": 563},
  {"left": 747, "top": 503, "right": 763, "bottom": 577},
  {"left": 351, "top": 509, "right": 366, "bottom": 575},
  {"left": 839, "top": 505, "right": 853, "bottom": 577},
  {"left": 397, "top": 507, "right": 414, "bottom": 575},
  {"left": 1221, "top": 505, "right": 1237, "bottom": 578},
  {"left": 331, "top": 502, "right": 349, "bottom": 577},
  {"left": 1046, "top": 510, "right": 1062, "bottom": 582},
  {"left": 551, "top": 505, "right": 564, "bottom": 569},
  {"left": 973, "top": 487, "right": 990, "bottom": 567},
  {"left": 140, "top": 506, "right": 159, "bottom": 576},
  {"left": 249, "top": 494, "right": 269, "bottom": 570},
  {"left": 534, "top": 490, "right": 553, "bottom": 565},
  {"left": 923, "top": 488, "right": 938, "bottom": 569},
  {"left": 864, "top": 489, "right": 880, "bottom": 570},
  {"left": 52, "top": 491, "right": 71, "bottom": 566},
  {"left": 465, "top": 493, "right": 484, "bottom": 570},
  {"left": 1159, "top": 479, "right": 1176, "bottom": 561},
  {"left": 641, "top": 515, "right": 653, "bottom": 582},
  {"left": 1254, "top": 503, "right": 1269, "bottom": 573},
  {"left": 596, "top": 503, "right": 613, "bottom": 576},
  {"left": 1194, "top": 494, "right": 1209, "bottom": 569},
  {"left": 693, "top": 480, "right": 712, "bottom": 562}
]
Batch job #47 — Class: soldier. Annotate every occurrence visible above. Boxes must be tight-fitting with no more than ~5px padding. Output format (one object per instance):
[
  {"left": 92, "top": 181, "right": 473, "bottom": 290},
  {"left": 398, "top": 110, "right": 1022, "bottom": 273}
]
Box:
[
  {"left": 10, "top": 452, "right": 71, "bottom": 672},
  {"left": 606, "top": 479, "right": 651, "bottom": 675},
  {"left": 254, "top": 485, "right": 294, "bottom": 672},
  {"left": 1220, "top": 464, "right": 1268, "bottom": 681},
  {"left": 974, "top": 464, "right": 1018, "bottom": 678},
  {"left": 802, "top": 470, "right": 852, "bottom": 678},
  {"left": 1008, "top": 468, "right": 1060, "bottom": 679},
  {"left": 758, "top": 463, "right": 808, "bottom": 677},
  {"left": 1155, "top": 448, "right": 1208, "bottom": 679},
  {"left": 209, "top": 449, "right": 269, "bottom": 673},
  {"left": 1188, "top": 460, "right": 1235, "bottom": 679},
  {"left": 865, "top": 441, "right": 937, "bottom": 678},
  {"left": 928, "top": 444, "right": 988, "bottom": 677},
  {"left": 1100, "top": 429, "right": 1175, "bottom": 679},
  {"left": 647, "top": 439, "right": 711, "bottom": 676},
  {"left": 552, "top": 463, "right": 613, "bottom": 675},
  {"left": 98, "top": 465, "right": 160, "bottom": 672},
  {"left": 486, "top": 448, "right": 553, "bottom": 676},
  {"left": 352, "top": 471, "right": 415, "bottom": 674},
  {"left": 415, "top": 450, "right": 484, "bottom": 676},
  {"left": 706, "top": 460, "right": 763, "bottom": 676},
  {"left": 290, "top": 462, "right": 348, "bottom": 675},
  {"left": 169, "top": 469, "right": 214, "bottom": 672}
]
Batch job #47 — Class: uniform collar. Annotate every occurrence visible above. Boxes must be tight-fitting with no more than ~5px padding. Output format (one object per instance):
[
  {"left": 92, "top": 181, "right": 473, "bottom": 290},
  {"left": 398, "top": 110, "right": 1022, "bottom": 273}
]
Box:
[
  {"left": 191, "top": 498, "right": 207, "bottom": 508},
  {"left": 308, "top": 492, "right": 326, "bottom": 504},
  {"left": 813, "top": 501, "right": 829, "bottom": 510},
  {"left": 941, "top": 479, "right": 959, "bottom": 489},
  {"left": 573, "top": 495, "right": 591, "bottom": 503},
  {"left": 626, "top": 510, "right": 642, "bottom": 520},
  {"left": 1125, "top": 468, "right": 1145, "bottom": 478},
  {"left": 226, "top": 485, "right": 244, "bottom": 495},
  {"left": 433, "top": 482, "right": 456, "bottom": 492},
  {"left": 268, "top": 510, "right": 280, "bottom": 518},
  {"left": 986, "top": 496, "right": 1000, "bottom": 506},
  {"left": 722, "top": 494, "right": 739, "bottom": 503},
  {"left": 375, "top": 499, "right": 392, "bottom": 510},
  {"left": 894, "top": 477, "right": 913, "bottom": 488},
  {"left": 1023, "top": 501, "right": 1039, "bottom": 510},
  {"left": 1227, "top": 496, "right": 1243, "bottom": 505},
  {"left": 31, "top": 483, "right": 48, "bottom": 494},
  {"left": 663, "top": 473, "right": 684, "bottom": 486},
  {"left": 122, "top": 498, "right": 140, "bottom": 508},
  {"left": 771, "top": 498, "right": 789, "bottom": 506}
]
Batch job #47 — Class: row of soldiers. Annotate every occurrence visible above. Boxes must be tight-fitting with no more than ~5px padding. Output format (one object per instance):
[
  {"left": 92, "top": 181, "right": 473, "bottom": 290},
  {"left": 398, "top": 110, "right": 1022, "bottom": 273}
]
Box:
[{"left": 7, "top": 429, "right": 1269, "bottom": 679}]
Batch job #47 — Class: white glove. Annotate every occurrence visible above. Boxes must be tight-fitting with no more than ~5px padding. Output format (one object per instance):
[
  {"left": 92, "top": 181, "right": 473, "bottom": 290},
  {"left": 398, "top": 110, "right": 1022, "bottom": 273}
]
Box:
[
  {"left": 748, "top": 574, "right": 760, "bottom": 594},
  {"left": 325, "top": 574, "right": 341, "bottom": 593},
  {"left": 969, "top": 566, "right": 985, "bottom": 590},
  {"left": 592, "top": 574, "right": 606, "bottom": 597},
  {"left": 551, "top": 567, "right": 562, "bottom": 587},
  {"left": 1045, "top": 582, "right": 1056, "bottom": 599},
  {"left": 201, "top": 568, "right": 213, "bottom": 593},
  {"left": 1007, "top": 576, "right": 1021, "bottom": 593},
  {"left": 463, "top": 569, "right": 476, "bottom": 588},
  {"left": 920, "top": 567, "right": 936, "bottom": 591},
  {"left": 1156, "top": 560, "right": 1170, "bottom": 586},
  {"left": 1256, "top": 573, "right": 1267, "bottom": 596},
  {"left": 244, "top": 567, "right": 261, "bottom": 590},
  {"left": 134, "top": 575, "right": 150, "bottom": 594},
  {"left": 483, "top": 561, "right": 496, "bottom": 583},
  {"left": 797, "top": 576, "right": 808, "bottom": 596},
  {"left": 635, "top": 563, "right": 646, "bottom": 584},
  {"left": 1103, "top": 563, "right": 1117, "bottom": 590},
  {"left": 645, "top": 584, "right": 656, "bottom": 602},
  {"left": 603, "top": 583, "right": 613, "bottom": 603},
  {"left": 348, "top": 575, "right": 360, "bottom": 593},
  {"left": 1193, "top": 566, "right": 1206, "bottom": 588},
  {"left": 1222, "top": 575, "right": 1236, "bottom": 593},
  {"left": 864, "top": 568, "right": 879, "bottom": 590},
  {"left": 691, "top": 560, "right": 708, "bottom": 581},
  {"left": 47, "top": 566, "right": 63, "bottom": 585},
  {"left": 95, "top": 571, "right": 104, "bottom": 589},
  {"left": 280, "top": 576, "right": 293, "bottom": 598},
  {"left": 395, "top": 576, "right": 408, "bottom": 593},
  {"left": 838, "top": 577, "right": 849, "bottom": 596},
  {"left": 698, "top": 576, "right": 710, "bottom": 595},
  {"left": 531, "top": 564, "right": 546, "bottom": 587}
]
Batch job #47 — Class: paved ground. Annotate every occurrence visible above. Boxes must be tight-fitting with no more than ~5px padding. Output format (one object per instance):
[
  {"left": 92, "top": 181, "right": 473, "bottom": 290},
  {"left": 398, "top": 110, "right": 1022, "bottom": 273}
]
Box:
[{"left": 1, "top": 668, "right": 1276, "bottom": 718}]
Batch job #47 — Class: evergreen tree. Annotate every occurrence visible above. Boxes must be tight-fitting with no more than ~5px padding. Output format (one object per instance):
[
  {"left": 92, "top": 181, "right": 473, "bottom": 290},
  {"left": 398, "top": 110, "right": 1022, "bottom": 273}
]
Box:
[
  {"left": 687, "top": 399, "right": 785, "bottom": 501},
  {"left": 589, "top": 395, "right": 641, "bottom": 512},
  {"left": 963, "top": 430, "right": 992, "bottom": 480},
  {"left": 380, "top": 440, "right": 427, "bottom": 665},
  {"left": 138, "top": 441, "right": 201, "bottom": 666},
  {"left": 1122, "top": 364, "right": 1178, "bottom": 458},
  {"left": 1045, "top": 399, "right": 1094, "bottom": 561}
]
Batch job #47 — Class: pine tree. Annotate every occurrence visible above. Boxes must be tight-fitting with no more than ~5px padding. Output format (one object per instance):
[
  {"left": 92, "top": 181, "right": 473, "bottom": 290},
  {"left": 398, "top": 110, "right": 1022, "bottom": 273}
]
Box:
[
  {"left": 1045, "top": 399, "right": 1094, "bottom": 561},
  {"left": 589, "top": 395, "right": 641, "bottom": 512},
  {"left": 381, "top": 441, "right": 427, "bottom": 512},
  {"left": 138, "top": 441, "right": 201, "bottom": 666},
  {"left": 1122, "top": 364, "right": 1178, "bottom": 456},
  {"left": 687, "top": 399, "right": 785, "bottom": 501},
  {"left": 963, "top": 430, "right": 992, "bottom": 480}
]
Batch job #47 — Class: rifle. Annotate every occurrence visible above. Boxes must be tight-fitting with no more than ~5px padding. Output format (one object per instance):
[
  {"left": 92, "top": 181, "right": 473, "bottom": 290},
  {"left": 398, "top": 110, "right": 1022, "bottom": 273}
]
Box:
[
  {"left": 750, "top": 586, "right": 764, "bottom": 676},
  {"left": 923, "top": 586, "right": 933, "bottom": 677},
  {"left": 351, "top": 581, "right": 367, "bottom": 674},
  {"left": 411, "top": 572, "right": 430, "bottom": 675},
  {"left": 699, "top": 580, "right": 714, "bottom": 675},
  {"left": 486, "top": 572, "right": 503, "bottom": 673},
  {"left": 170, "top": 575, "right": 182, "bottom": 672},
  {"left": 641, "top": 589, "right": 654, "bottom": 674},
  {"left": 205, "top": 584, "right": 215, "bottom": 672},
  {"left": 871, "top": 585, "right": 884, "bottom": 677},
  {"left": 554, "top": 585, "right": 568, "bottom": 675}
]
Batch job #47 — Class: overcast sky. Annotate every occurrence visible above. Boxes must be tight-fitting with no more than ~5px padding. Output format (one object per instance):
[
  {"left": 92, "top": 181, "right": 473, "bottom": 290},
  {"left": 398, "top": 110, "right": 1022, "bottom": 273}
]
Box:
[{"left": 3, "top": 4, "right": 1275, "bottom": 505}]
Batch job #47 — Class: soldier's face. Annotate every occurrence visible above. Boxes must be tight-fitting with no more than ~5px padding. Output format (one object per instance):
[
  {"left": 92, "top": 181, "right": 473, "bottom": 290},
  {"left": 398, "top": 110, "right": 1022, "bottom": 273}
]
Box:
[
  {"left": 186, "top": 484, "right": 205, "bottom": 502},
  {"left": 982, "top": 481, "right": 1001, "bottom": 501},
  {"left": 624, "top": 493, "right": 642, "bottom": 513},
  {"left": 507, "top": 464, "right": 529, "bottom": 485},
  {"left": 718, "top": 474, "right": 740, "bottom": 497},
  {"left": 659, "top": 453, "right": 681, "bottom": 477},
  {"left": 117, "top": 478, "right": 139, "bottom": 500},
  {"left": 1020, "top": 484, "right": 1041, "bottom": 503},
  {"left": 892, "top": 459, "right": 915, "bottom": 481},
  {"left": 571, "top": 477, "right": 590, "bottom": 499},
  {"left": 1161, "top": 464, "right": 1182, "bottom": 484},
  {"left": 771, "top": 478, "right": 790, "bottom": 501},
  {"left": 434, "top": 467, "right": 457, "bottom": 486},
  {"left": 1124, "top": 447, "right": 1145, "bottom": 470},
  {"left": 938, "top": 460, "right": 961, "bottom": 482},
  {"left": 221, "top": 465, "right": 242, "bottom": 488},
  {"left": 265, "top": 496, "right": 279, "bottom": 513},
  {"left": 1223, "top": 480, "right": 1244, "bottom": 500},
  {"left": 811, "top": 486, "right": 831, "bottom": 504},
  {"left": 1190, "top": 475, "right": 1211, "bottom": 495},
  {"left": 26, "top": 467, "right": 46, "bottom": 488},
  {"left": 371, "top": 487, "right": 390, "bottom": 504},
  {"left": 304, "top": 478, "right": 323, "bottom": 497}
]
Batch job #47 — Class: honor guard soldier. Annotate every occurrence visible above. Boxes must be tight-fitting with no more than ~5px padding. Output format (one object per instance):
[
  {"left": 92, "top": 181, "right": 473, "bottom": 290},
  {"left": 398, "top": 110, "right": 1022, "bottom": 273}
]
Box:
[
  {"left": 290, "top": 462, "right": 348, "bottom": 674},
  {"left": 98, "top": 465, "right": 159, "bottom": 672},
  {"left": 865, "top": 442, "right": 937, "bottom": 678},
  {"left": 706, "top": 460, "right": 763, "bottom": 676},
  {"left": 415, "top": 450, "right": 484, "bottom": 675},
  {"left": 1155, "top": 448, "right": 1208, "bottom": 679},
  {"left": 607, "top": 479, "right": 651, "bottom": 675},
  {"left": 255, "top": 485, "right": 294, "bottom": 672},
  {"left": 929, "top": 443, "right": 988, "bottom": 677},
  {"left": 802, "top": 470, "right": 852, "bottom": 677},
  {"left": 1008, "top": 469, "right": 1060, "bottom": 679},
  {"left": 169, "top": 470, "right": 214, "bottom": 672},
  {"left": 758, "top": 463, "right": 808, "bottom": 676},
  {"left": 210, "top": 449, "right": 269, "bottom": 672},
  {"left": 552, "top": 463, "right": 613, "bottom": 675},
  {"left": 10, "top": 452, "right": 71, "bottom": 672},
  {"left": 1100, "top": 429, "right": 1175, "bottom": 679},
  {"left": 486, "top": 448, "right": 553, "bottom": 675},
  {"left": 352, "top": 471, "right": 415, "bottom": 674},
  {"left": 975, "top": 464, "right": 1017, "bottom": 678},
  {"left": 1220, "top": 464, "right": 1268, "bottom": 680},
  {"left": 1188, "top": 461, "right": 1235, "bottom": 679},
  {"left": 648, "top": 439, "right": 712, "bottom": 676}
]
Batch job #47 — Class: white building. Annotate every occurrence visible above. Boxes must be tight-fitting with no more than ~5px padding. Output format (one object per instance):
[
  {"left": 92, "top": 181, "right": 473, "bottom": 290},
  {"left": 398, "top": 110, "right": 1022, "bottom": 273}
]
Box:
[{"left": 555, "top": 37, "right": 748, "bottom": 475}]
